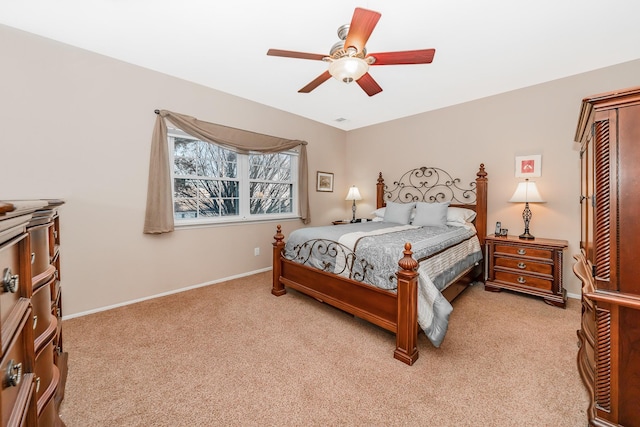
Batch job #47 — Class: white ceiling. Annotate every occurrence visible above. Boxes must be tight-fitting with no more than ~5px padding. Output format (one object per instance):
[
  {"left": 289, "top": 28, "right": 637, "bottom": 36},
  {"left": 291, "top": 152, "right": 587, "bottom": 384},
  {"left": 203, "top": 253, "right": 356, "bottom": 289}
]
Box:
[{"left": 1, "top": 1, "right": 639, "bottom": 130}]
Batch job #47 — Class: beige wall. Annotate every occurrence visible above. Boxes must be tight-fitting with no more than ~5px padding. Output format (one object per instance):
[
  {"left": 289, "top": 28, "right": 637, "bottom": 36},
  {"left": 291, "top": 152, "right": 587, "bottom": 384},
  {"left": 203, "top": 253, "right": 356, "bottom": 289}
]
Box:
[
  {"left": 0, "top": 25, "right": 348, "bottom": 316},
  {"left": 3, "top": 23, "right": 639, "bottom": 315},
  {"left": 345, "top": 58, "right": 640, "bottom": 297}
]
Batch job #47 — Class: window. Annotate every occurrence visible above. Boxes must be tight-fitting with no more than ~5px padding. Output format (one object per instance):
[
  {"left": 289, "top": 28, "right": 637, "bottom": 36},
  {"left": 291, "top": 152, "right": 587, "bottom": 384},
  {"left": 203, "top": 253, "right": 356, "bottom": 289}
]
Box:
[{"left": 169, "top": 130, "right": 298, "bottom": 224}]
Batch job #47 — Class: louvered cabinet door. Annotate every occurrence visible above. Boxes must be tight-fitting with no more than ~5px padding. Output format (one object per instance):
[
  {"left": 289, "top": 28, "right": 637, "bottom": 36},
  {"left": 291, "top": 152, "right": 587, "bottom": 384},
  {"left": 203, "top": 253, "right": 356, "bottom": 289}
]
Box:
[
  {"left": 592, "top": 114, "right": 616, "bottom": 292},
  {"left": 579, "top": 134, "right": 594, "bottom": 264}
]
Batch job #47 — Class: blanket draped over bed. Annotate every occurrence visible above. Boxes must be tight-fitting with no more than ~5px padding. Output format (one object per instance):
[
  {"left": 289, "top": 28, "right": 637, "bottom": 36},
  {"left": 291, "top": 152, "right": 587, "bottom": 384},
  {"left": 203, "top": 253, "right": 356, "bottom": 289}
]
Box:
[{"left": 284, "top": 222, "right": 482, "bottom": 347}]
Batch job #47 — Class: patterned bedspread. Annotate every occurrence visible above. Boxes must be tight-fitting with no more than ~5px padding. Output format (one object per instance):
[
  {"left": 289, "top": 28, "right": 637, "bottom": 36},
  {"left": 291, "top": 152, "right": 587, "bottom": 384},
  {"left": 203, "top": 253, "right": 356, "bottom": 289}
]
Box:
[{"left": 284, "top": 222, "right": 483, "bottom": 347}]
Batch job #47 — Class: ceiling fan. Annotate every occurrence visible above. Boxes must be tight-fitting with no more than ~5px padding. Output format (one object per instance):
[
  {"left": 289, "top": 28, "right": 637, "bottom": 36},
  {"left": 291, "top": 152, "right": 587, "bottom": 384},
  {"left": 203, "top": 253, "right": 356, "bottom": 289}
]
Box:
[{"left": 266, "top": 7, "right": 436, "bottom": 97}]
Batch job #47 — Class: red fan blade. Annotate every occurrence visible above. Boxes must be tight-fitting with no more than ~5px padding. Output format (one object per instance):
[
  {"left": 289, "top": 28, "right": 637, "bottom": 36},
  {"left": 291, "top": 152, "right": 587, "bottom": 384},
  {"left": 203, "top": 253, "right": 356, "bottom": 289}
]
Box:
[
  {"left": 298, "top": 71, "right": 332, "bottom": 93},
  {"left": 356, "top": 73, "right": 383, "bottom": 97},
  {"left": 267, "top": 49, "right": 326, "bottom": 61},
  {"left": 343, "top": 8, "right": 381, "bottom": 54},
  {"left": 368, "top": 49, "right": 436, "bottom": 66}
]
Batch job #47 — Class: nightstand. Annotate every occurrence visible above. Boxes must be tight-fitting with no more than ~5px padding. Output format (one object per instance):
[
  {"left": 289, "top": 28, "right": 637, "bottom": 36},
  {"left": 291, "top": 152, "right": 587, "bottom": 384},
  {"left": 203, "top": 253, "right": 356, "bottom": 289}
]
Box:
[{"left": 484, "top": 234, "right": 568, "bottom": 308}]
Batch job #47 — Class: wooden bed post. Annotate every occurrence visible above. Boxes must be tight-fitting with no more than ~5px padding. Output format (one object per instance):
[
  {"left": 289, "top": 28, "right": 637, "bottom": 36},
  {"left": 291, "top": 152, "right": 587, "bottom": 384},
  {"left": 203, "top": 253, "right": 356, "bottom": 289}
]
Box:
[
  {"left": 272, "top": 225, "right": 286, "bottom": 296},
  {"left": 394, "top": 243, "right": 419, "bottom": 365},
  {"left": 376, "top": 172, "right": 385, "bottom": 209},
  {"left": 475, "top": 163, "right": 488, "bottom": 248}
]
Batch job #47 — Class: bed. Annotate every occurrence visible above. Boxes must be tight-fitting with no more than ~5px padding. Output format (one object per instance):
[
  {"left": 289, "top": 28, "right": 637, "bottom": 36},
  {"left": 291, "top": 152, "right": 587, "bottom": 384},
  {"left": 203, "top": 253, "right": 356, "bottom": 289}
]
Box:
[{"left": 271, "top": 164, "right": 488, "bottom": 365}]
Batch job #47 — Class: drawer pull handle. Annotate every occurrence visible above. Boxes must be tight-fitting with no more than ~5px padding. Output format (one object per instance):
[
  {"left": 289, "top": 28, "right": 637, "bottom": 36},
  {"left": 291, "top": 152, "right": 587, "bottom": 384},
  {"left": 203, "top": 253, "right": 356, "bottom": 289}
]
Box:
[
  {"left": 517, "top": 262, "right": 526, "bottom": 269},
  {"left": 517, "top": 276, "right": 526, "bottom": 284},
  {"left": 517, "top": 249, "right": 526, "bottom": 255},
  {"left": 33, "top": 315, "right": 38, "bottom": 330},
  {"left": 35, "top": 376, "right": 41, "bottom": 393},
  {"left": 5, "top": 360, "right": 22, "bottom": 387},
  {"left": 2, "top": 268, "right": 19, "bottom": 293},
  {"left": 31, "top": 252, "right": 36, "bottom": 264},
  {"left": 53, "top": 230, "right": 58, "bottom": 239}
]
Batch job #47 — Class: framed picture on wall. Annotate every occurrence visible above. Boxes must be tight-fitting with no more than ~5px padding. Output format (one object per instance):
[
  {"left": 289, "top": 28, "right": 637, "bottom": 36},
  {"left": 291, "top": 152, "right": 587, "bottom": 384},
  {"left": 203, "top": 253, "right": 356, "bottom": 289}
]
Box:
[
  {"left": 316, "top": 171, "right": 334, "bottom": 192},
  {"left": 515, "top": 155, "right": 542, "bottom": 177}
]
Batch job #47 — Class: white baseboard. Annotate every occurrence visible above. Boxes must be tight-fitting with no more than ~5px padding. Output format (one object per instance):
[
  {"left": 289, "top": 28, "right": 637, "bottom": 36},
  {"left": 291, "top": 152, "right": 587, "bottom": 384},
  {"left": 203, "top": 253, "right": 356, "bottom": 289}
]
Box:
[
  {"left": 566, "top": 291, "right": 581, "bottom": 300},
  {"left": 62, "top": 267, "right": 272, "bottom": 320}
]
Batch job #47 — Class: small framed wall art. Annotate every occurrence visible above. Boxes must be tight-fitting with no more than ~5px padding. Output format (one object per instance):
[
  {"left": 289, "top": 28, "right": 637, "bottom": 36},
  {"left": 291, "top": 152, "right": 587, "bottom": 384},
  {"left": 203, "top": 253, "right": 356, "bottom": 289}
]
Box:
[
  {"left": 515, "top": 154, "right": 542, "bottom": 178},
  {"left": 316, "top": 171, "right": 334, "bottom": 192}
]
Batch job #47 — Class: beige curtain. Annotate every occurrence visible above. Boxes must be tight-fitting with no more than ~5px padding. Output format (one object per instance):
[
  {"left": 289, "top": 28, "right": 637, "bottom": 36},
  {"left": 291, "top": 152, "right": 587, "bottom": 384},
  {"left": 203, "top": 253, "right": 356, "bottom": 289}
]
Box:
[{"left": 144, "top": 110, "right": 310, "bottom": 234}]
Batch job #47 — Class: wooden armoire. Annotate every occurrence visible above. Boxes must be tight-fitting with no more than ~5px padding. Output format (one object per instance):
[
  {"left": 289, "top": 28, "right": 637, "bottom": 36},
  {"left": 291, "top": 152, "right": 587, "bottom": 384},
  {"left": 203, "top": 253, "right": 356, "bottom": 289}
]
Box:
[{"left": 574, "top": 86, "right": 640, "bottom": 427}]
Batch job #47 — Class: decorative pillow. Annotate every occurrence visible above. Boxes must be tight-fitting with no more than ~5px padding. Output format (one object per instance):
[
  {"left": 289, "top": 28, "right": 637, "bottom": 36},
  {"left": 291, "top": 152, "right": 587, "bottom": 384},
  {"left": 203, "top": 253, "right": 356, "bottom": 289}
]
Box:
[
  {"left": 412, "top": 202, "right": 450, "bottom": 227},
  {"left": 382, "top": 202, "right": 416, "bottom": 224},
  {"left": 374, "top": 206, "right": 418, "bottom": 220},
  {"left": 372, "top": 207, "right": 386, "bottom": 218},
  {"left": 446, "top": 207, "right": 477, "bottom": 225}
]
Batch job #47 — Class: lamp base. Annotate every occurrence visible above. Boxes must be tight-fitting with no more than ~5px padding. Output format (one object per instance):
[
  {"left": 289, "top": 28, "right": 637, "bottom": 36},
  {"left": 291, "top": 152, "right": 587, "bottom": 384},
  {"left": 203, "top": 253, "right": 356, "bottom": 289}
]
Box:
[{"left": 519, "top": 232, "right": 535, "bottom": 240}]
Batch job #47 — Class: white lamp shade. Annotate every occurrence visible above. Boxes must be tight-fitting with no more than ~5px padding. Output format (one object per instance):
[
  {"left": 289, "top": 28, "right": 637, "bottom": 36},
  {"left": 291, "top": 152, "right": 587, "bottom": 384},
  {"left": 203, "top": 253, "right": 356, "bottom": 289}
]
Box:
[
  {"left": 345, "top": 186, "right": 362, "bottom": 201},
  {"left": 509, "top": 180, "right": 545, "bottom": 203},
  {"left": 329, "top": 57, "right": 369, "bottom": 83}
]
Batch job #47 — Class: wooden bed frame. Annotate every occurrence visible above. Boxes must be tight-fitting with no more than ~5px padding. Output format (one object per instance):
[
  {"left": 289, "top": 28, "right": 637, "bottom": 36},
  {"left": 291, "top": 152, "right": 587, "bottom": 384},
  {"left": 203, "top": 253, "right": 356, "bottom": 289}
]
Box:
[{"left": 272, "top": 164, "right": 488, "bottom": 365}]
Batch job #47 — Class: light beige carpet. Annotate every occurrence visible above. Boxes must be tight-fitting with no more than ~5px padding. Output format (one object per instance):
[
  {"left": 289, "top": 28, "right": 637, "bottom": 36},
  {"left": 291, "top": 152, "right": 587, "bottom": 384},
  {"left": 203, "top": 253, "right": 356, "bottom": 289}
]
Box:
[{"left": 58, "top": 272, "right": 589, "bottom": 426}]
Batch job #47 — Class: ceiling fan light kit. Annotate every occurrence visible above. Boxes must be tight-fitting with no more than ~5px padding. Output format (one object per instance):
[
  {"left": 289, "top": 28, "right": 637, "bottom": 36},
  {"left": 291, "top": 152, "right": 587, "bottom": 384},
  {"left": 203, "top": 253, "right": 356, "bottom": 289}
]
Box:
[
  {"left": 267, "top": 7, "right": 436, "bottom": 96},
  {"left": 328, "top": 56, "right": 369, "bottom": 83}
]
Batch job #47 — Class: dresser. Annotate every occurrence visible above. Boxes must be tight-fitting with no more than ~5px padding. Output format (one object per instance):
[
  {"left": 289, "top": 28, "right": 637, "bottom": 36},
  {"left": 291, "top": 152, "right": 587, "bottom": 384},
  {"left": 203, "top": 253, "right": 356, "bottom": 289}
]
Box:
[
  {"left": 0, "top": 201, "right": 67, "bottom": 426},
  {"left": 484, "top": 234, "right": 568, "bottom": 307},
  {"left": 574, "top": 86, "right": 640, "bottom": 427}
]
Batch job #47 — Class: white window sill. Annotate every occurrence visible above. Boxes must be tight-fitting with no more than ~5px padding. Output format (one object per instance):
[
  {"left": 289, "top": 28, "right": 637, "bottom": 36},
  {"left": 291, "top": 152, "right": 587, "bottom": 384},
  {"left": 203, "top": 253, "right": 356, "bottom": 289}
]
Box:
[{"left": 174, "top": 215, "right": 301, "bottom": 230}]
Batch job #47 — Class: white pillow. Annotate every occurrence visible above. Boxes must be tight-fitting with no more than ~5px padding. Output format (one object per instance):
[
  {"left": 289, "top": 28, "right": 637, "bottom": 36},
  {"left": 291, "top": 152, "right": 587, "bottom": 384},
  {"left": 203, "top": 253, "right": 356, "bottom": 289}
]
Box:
[
  {"left": 373, "top": 206, "right": 417, "bottom": 220},
  {"left": 412, "top": 202, "right": 450, "bottom": 227},
  {"left": 446, "top": 207, "right": 477, "bottom": 225},
  {"left": 372, "top": 207, "right": 385, "bottom": 218},
  {"left": 382, "top": 202, "right": 416, "bottom": 225}
]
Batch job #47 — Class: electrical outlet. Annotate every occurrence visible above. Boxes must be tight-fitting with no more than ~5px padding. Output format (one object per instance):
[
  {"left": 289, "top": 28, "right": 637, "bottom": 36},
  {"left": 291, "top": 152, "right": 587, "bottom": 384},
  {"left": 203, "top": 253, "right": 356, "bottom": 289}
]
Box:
[{"left": 254, "top": 247, "right": 260, "bottom": 256}]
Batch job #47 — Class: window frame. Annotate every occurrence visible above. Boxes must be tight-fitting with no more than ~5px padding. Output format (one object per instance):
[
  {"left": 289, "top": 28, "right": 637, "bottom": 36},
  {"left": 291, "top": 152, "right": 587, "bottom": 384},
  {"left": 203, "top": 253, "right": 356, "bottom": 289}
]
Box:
[{"left": 168, "top": 128, "right": 300, "bottom": 227}]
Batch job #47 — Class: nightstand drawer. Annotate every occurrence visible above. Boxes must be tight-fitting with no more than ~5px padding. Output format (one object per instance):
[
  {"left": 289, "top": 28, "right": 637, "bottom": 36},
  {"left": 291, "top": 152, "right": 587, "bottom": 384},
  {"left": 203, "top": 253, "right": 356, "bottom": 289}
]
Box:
[
  {"left": 494, "top": 271, "right": 553, "bottom": 291},
  {"left": 494, "top": 244, "right": 552, "bottom": 260},
  {"left": 494, "top": 257, "right": 552, "bottom": 275}
]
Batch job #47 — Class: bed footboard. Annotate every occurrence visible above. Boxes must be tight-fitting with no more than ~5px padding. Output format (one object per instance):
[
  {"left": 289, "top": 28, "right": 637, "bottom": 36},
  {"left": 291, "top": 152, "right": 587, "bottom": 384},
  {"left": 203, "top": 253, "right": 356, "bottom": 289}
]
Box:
[{"left": 271, "top": 225, "right": 420, "bottom": 365}]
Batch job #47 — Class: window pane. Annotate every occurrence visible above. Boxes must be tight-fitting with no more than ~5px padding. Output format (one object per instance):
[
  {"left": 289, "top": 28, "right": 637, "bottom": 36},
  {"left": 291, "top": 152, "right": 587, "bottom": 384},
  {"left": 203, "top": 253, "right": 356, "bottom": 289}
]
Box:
[
  {"left": 174, "top": 138, "right": 198, "bottom": 157},
  {"left": 174, "top": 200, "right": 197, "bottom": 219},
  {"left": 172, "top": 134, "right": 296, "bottom": 222},
  {"left": 174, "top": 179, "right": 198, "bottom": 198},
  {"left": 174, "top": 157, "right": 196, "bottom": 175},
  {"left": 220, "top": 198, "right": 239, "bottom": 216},
  {"left": 279, "top": 199, "right": 292, "bottom": 213}
]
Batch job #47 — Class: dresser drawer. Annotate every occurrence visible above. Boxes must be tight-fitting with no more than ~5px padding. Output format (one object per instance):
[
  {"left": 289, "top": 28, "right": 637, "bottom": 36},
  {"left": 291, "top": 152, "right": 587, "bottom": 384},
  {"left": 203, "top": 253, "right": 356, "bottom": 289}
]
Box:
[
  {"left": 29, "top": 225, "right": 50, "bottom": 280},
  {"left": 494, "top": 257, "right": 552, "bottom": 275},
  {"left": 494, "top": 271, "right": 553, "bottom": 291},
  {"left": 494, "top": 244, "right": 553, "bottom": 260},
  {"left": 0, "top": 307, "right": 34, "bottom": 427},
  {"left": 32, "top": 279, "right": 53, "bottom": 346},
  {"left": 0, "top": 235, "right": 26, "bottom": 325},
  {"left": 34, "top": 338, "right": 56, "bottom": 409},
  {"left": 38, "top": 392, "right": 57, "bottom": 426},
  {"left": 3, "top": 373, "right": 35, "bottom": 427}
]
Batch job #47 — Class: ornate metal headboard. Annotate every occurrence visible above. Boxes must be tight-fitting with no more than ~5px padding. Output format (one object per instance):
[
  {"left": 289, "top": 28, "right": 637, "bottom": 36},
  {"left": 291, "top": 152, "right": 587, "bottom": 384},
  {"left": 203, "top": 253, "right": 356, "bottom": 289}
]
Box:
[
  {"left": 377, "top": 166, "right": 478, "bottom": 207},
  {"left": 375, "top": 164, "right": 488, "bottom": 246}
]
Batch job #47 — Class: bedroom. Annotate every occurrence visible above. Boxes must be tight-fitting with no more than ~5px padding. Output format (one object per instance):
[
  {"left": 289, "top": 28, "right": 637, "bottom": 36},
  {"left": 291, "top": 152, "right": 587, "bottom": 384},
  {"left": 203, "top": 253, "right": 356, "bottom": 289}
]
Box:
[{"left": 1, "top": 1, "right": 640, "bottom": 425}]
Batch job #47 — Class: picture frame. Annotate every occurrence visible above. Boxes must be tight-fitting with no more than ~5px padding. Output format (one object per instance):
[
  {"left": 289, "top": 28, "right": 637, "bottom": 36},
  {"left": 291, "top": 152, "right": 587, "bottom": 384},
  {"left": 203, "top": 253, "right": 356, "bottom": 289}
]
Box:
[
  {"left": 316, "top": 171, "right": 334, "bottom": 192},
  {"left": 515, "top": 154, "right": 542, "bottom": 178}
]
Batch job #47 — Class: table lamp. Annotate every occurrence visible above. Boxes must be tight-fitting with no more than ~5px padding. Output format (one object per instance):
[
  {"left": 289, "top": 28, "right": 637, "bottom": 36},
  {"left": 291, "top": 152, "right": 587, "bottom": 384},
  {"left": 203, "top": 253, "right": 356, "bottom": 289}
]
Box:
[
  {"left": 345, "top": 186, "right": 362, "bottom": 223},
  {"left": 509, "top": 179, "right": 545, "bottom": 240}
]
